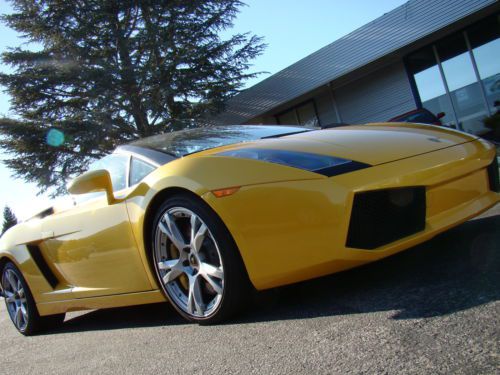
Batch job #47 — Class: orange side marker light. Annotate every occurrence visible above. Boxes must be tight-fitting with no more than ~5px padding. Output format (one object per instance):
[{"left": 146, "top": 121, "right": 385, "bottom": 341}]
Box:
[{"left": 211, "top": 186, "right": 240, "bottom": 198}]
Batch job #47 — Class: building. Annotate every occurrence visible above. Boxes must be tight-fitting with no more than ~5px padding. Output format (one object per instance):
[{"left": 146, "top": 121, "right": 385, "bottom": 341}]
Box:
[{"left": 214, "top": 0, "right": 500, "bottom": 135}]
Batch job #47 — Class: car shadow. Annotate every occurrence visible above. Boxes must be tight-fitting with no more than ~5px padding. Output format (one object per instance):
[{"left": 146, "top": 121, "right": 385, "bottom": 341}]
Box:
[
  {"left": 237, "top": 213, "right": 500, "bottom": 323},
  {"left": 52, "top": 302, "right": 185, "bottom": 334},
  {"left": 49, "top": 214, "right": 499, "bottom": 334}
]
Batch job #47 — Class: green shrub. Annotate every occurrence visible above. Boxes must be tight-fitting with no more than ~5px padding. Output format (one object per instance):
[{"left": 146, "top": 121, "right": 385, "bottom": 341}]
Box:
[{"left": 483, "top": 112, "right": 500, "bottom": 136}]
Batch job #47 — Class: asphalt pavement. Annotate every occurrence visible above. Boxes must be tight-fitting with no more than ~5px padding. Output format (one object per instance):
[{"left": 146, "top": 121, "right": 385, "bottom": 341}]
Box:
[{"left": 1, "top": 206, "right": 499, "bottom": 374}]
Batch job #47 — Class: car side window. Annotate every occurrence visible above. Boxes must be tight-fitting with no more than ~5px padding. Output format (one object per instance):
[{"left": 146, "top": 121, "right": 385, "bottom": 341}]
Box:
[
  {"left": 88, "top": 154, "right": 129, "bottom": 192},
  {"left": 129, "top": 157, "right": 156, "bottom": 186}
]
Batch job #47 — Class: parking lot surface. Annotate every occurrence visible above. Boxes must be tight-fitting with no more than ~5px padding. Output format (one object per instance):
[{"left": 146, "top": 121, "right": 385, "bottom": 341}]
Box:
[{"left": 1, "top": 206, "right": 499, "bottom": 374}]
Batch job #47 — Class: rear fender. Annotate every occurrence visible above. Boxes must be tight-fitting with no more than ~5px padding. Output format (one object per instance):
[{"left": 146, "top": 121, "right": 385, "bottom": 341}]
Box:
[{"left": 0, "top": 245, "right": 56, "bottom": 304}]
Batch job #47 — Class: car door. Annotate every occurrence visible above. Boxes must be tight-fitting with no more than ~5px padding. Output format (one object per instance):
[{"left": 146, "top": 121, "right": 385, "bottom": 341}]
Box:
[{"left": 41, "top": 153, "right": 152, "bottom": 298}]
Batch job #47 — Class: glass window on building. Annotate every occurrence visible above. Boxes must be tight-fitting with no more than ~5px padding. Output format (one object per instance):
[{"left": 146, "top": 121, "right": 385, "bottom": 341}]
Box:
[
  {"left": 436, "top": 33, "right": 489, "bottom": 134},
  {"left": 406, "top": 46, "right": 456, "bottom": 128},
  {"left": 296, "top": 101, "right": 320, "bottom": 127},
  {"left": 276, "top": 108, "right": 299, "bottom": 125},
  {"left": 276, "top": 100, "right": 320, "bottom": 127},
  {"left": 468, "top": 14, "right": 500, "bottom": 114},
  {"left": 406, "top": 14, "right": 499, "bottom": 135}
]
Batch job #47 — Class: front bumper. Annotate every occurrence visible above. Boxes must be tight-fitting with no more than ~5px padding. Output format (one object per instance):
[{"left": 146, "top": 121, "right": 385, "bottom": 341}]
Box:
[{"left": 204, "top": 139, "right": 499, "bottom": 290}]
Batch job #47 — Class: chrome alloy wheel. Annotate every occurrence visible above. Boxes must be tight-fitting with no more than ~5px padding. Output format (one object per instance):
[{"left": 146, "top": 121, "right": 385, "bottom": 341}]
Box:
[
  {"left": 2, "top": 268, "right": 29, "bottom": 332},
  {"left": 153, "top": 207, "right": 225, "bottom": 318}
]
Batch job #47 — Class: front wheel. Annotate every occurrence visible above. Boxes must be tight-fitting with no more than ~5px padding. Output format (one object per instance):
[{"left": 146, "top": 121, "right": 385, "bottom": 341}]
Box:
[
  {"left": 1, "top": 262, "right": 65, "bottom": 335},
  {"left": 151, "top": 194, "right": 250, "bottom": 324}
]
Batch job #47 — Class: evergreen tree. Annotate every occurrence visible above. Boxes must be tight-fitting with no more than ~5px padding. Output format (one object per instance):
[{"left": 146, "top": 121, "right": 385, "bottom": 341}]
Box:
[
  {"left": 1, "top": 206, "right": 18, "bottom": 235},
  {"left": 0, "top": 0, "right": 265, "bottom": 194}
]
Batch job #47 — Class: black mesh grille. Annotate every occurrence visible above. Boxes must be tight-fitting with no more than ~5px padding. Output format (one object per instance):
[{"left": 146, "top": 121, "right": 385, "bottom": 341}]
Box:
[
  {"left": 346, "top": 187, "right": 426, "bottom": 250},
  {"left": 487, "top": 156, "right": 499, "bottom": 193}
]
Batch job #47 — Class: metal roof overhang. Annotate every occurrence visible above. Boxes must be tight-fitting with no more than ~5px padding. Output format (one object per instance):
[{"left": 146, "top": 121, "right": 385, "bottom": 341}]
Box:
[{"left": 211, "top": 0, "right": 499, "bottom": 125}]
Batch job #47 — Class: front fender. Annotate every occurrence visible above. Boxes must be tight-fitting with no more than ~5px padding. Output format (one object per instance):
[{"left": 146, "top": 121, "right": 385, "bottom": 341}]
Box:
[{"left": 122, "top": 155, "right": 324, "bottom": 288}]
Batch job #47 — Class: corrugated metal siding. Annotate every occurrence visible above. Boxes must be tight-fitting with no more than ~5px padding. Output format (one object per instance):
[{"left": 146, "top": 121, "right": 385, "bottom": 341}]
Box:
[
  {"left": 214, "top": 0, "right": 497, "bottom": 124},
  {"left": 335, "top": 62, "right": 416, "bottom": 123}
]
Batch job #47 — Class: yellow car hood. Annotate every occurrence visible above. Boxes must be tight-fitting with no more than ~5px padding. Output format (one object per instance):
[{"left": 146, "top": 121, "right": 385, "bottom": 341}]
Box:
[{"left": 201, "top": 123, "right": 479, "bottom": 166}]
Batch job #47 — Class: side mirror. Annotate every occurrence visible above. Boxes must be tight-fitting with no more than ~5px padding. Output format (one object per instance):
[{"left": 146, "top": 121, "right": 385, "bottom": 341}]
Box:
[
  {"left": 67, "top": 169, "right": 114, "bottom": 204},
  {"left": 436, "top": 112, "right": 445, "bottom": 119}
]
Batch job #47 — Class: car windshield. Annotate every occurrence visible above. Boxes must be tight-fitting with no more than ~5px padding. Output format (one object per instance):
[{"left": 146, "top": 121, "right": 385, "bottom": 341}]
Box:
[{"left": 128, "top": 125, "right": 310, "bottom": 157}]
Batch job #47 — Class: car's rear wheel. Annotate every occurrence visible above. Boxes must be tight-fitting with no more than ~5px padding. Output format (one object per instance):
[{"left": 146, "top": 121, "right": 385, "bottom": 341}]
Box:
[
  {"left": 1, "top": 262, "right": 65, "bottom": 335},
  {"left": 151, "top": 194, "right": 249, "bottom": 324}
]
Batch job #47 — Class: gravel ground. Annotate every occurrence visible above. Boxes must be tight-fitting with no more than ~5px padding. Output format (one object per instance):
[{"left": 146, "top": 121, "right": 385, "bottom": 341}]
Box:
[{"left": 1, "top": 206, "right": 499, "bottom": 374}]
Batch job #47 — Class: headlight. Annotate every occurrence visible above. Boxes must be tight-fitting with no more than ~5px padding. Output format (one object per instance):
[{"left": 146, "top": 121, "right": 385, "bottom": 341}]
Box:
[{"left": 217, "top": 148, "right": 370, "bottom": 177}]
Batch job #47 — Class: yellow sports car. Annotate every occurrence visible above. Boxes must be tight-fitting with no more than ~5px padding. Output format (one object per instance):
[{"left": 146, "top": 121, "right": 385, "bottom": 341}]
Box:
[{"left": 1, "top": 124, "right": 498, "bottom": 335}]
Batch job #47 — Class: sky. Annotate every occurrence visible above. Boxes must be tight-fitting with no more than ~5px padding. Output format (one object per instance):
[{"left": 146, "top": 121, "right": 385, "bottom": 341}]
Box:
[{"left": 0, "top": 0, "right": 408, "bottom": 220}]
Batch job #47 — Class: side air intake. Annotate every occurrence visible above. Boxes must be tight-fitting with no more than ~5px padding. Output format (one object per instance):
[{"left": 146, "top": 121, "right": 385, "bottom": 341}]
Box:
[
  {"left": 346, "top": 187, "right": 426, "bottom": 250},
  {"left": 26, "top": 245, "right": 59, "bottom": 289}
]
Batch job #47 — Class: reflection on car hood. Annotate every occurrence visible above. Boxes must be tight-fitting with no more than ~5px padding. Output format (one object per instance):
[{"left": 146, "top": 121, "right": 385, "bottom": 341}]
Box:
[{"left": 198, "top": 122, "right": 479, "bottom": 166}]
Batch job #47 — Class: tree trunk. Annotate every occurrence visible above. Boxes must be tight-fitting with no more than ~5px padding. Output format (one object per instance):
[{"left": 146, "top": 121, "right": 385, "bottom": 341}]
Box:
[{"left": 111, "top": 3, "right": 150, "bottom": 137}]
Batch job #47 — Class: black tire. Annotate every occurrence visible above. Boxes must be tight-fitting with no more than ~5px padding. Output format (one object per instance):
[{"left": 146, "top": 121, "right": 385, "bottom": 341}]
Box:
[
  {"left": 151, "top": 193, "right": 251, "bottom": 324},
  {"left": 1, "top": 262, "right": 65, "bottom": 335}
]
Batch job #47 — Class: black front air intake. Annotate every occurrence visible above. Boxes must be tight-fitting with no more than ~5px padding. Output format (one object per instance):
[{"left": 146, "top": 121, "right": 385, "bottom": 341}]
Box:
[
  {"left": 346, "top": 187, "right": 426, "bottom": 250},
  {"left": 487, "top": 156, "right": 499, "bottom": 193}
]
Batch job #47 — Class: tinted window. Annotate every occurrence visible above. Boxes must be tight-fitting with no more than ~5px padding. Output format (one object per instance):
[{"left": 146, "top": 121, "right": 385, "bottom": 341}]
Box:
[
  {"left": 88, "top": 154, "right": 129, "bottom": 192},
  {"left": 469, "top": 14, "right": 500, "bottom": 113},
  {"left": 276, "top": 101, "right": 320, "bottom": 127},
  {"left": 276, "top": 109, "right": 298, "bottom": 125},
  {"left": 296, "top": 101, "right": 319, "bottom": 127},
  {"left": 130, "top": 157, "right": 156, "bottom": 186}
]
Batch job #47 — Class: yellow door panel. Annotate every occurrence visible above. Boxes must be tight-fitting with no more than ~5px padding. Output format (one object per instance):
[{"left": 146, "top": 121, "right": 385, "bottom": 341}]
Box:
[{"left": 41, "top": 195, "right": 152, "bottom": 298}]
